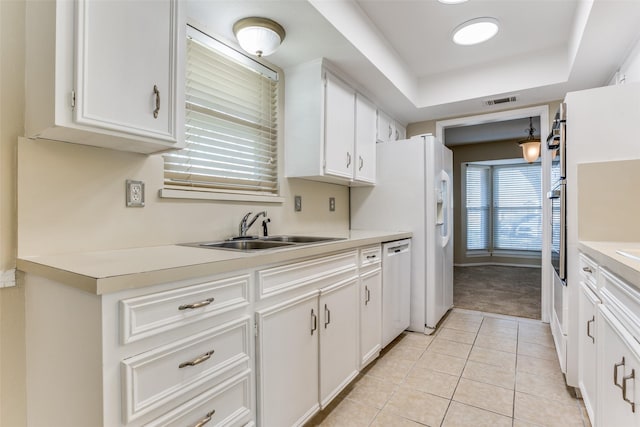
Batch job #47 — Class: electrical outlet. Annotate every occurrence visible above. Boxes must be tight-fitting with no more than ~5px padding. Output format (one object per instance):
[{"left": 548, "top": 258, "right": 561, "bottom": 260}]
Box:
[
  {"left": 126, "top": 180, "right": 145, "bottom": 207},
  {"left": 329, "top": 197, "right": 335, "bottom": 212},
  {"left": 294, "top": 195, "right": 302, "bottom": 212}
]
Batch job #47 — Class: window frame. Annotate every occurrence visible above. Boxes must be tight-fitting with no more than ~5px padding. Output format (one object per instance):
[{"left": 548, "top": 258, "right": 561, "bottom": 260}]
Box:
[
  {"left": 160, "top": 24, "right": 284, "bottom": 203},
  {"left": 463, "top": 160, "right": 543, "bottom": 258}
]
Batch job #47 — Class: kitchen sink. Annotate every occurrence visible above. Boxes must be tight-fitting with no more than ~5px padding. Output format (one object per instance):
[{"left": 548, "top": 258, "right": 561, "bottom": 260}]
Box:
[
  {"left": 195, "top": 240, "right": 295, "bottom": 251},
  {"left": 262, "top": 235, "right": 344, "bottom": 243},
  {"left": 181, "top": 235, "right": 345, "bottom": 252}
]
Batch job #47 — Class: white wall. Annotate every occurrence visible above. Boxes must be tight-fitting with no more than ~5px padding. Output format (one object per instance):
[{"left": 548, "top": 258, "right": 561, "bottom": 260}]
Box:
[{"left": 610, "top": 34, "right": 640, "bottom": 84}]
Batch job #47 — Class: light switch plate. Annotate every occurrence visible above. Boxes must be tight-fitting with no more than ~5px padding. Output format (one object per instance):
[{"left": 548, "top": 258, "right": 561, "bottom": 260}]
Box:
[
  {"left": 294, "top": 195, "right": 302, "bottom": 212},
  {"left": 329, "top": 197, "right": 335, "bottom": 211},
  {"left": 126, "top": 180, "right": 145, "bottom": 207}
]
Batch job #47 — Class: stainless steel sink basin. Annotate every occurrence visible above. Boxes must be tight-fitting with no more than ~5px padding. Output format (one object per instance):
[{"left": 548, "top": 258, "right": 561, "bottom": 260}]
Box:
[
  {"left": 180, "top": 235, "right": 345, "bottom": 252},
  {"left": 262, "top": 235, "right": 344, "bottom": 243},
  {"left": 197, "top": 240, "right": 296, "bottom": 251}
]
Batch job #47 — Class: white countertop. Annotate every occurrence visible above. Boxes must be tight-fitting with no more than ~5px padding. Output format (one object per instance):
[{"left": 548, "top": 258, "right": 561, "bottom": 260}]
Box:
[
  {"left": 17, "top": 230, "right": 411, "bottom": 295},
  {"left": 578, "top": 241, "right": 640, "bottom": 287}
]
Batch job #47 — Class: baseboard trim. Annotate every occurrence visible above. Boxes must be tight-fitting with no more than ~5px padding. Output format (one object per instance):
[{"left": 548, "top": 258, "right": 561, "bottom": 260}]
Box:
[{"left": 454, "top": 262, "right": 541, "bottom": 269}]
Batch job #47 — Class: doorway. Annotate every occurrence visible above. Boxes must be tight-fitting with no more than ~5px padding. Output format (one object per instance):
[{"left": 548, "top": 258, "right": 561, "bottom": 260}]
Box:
[{"left": 436, "top": 106, "right": 551, "bottom": 322}]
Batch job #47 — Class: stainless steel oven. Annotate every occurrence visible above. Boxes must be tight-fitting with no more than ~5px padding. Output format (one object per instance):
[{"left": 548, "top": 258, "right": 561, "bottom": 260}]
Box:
[{"left": 547, "top": 102, "right": 567, "bottom": 285}]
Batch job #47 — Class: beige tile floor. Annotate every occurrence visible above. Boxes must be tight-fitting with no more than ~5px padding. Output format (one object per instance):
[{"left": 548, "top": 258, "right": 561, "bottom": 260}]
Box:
[{"left": 308, "top": 309, "right": 592, "bottom": 427}]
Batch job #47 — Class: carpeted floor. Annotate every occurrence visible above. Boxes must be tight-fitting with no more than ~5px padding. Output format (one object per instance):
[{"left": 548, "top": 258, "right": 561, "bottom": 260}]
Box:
[{"left": 454, "top": 265, "right": 541, "bottom": 319}]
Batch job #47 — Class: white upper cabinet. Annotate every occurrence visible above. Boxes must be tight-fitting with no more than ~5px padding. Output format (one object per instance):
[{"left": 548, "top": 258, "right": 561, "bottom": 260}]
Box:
[
  {"left": 354, "top": 94, "right": 377, "bottom": 185},
  {"left": 284, "top": 58, "right": 376, "bottom": 186},
  {"left": 26, "top": 0, "right": 185, "bottom": 154},
  {"left": 323, "top": 74, "right": 355, "bottom": 180},
  {"left": 376, "top": 109, "right": 406, "bottom": 143}
]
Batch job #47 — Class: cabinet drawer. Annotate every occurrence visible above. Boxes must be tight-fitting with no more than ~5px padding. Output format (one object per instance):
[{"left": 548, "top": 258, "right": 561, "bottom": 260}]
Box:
[
  {"left": 579, "top": 253, "right": 598, "bottom": 291},
  {"left": 145, "top": 370, "right": 252, "bottom": 427},
  {"left": 600, "top": 268, "right": 640, "bottom": 344},
  {"left": 120, "top": 274, "right": 250, "bottom": 344},
  {"left": 360, "top": 245, "right": 381, "bottom": 270},
  {"left": 257, "top": 251, "right": 358, "bottom": 300},
  {"left": 122, "top": 316, "right": 251, "bottom": 423}
]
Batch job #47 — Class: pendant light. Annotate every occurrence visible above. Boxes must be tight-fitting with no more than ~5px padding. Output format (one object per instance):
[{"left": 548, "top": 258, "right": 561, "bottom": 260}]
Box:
[
  {"left": 233, "top": 17, "right": 286, "bottom": 57},
  {"left": 518, "top": 117, "right": 541, "bottom": 163}
]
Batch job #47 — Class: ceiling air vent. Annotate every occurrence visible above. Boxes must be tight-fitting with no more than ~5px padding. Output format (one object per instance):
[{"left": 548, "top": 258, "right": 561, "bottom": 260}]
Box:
[{"left": 484, "top": 96, "right": 517, "bottom": 106}]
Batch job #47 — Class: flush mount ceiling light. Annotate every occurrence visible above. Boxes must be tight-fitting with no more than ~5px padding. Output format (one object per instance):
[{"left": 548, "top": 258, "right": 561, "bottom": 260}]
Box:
[
  {"left": 438, "top": 0, "right": 469, "bottom": 4},
  {"left": 233, "top": 17, "right": 286, "bottom": 57},
  {"left": 452, "top": 17, "right": 499, "bottom": 45},
  {"left": 518, "top": 117, "right": 541, "bottom": 163}
]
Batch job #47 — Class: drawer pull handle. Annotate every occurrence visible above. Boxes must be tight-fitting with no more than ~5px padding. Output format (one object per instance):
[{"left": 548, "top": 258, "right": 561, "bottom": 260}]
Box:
[
  {"left": 153, "top": 85, "right": 160, "bottom": 119},
  {"left": 179, "top": 350, "right": 214, "bottom": 369},
  {"left": 193, "top": 409, "right": 216, "bottom": 427},
  {"left": 366, "top": 255, "right": 377, "bottom": 260},
  {"left": 623, "top": 369, "right": 636, "bottom": 413},
  {"left": 582, "top": 266, "right": 593, "bottom": 274},
  {"left": 615, "top": 357, "right": 626, "bottom": 389},
  {"left": 311, "top": 309, "right": 317, "bottom": 335},
  {"left": 324, "top": 304, "right": 331, "bottom": 328},
  {"left": 586, "top": 316, "right": 595, "bottom": 343},
  {"left": 178, "top": 297, "right": 215, "bottom": 311}
]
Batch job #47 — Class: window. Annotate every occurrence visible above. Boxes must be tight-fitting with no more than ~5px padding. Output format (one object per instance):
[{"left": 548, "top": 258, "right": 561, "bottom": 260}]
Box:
[
  {"left": 163, "top": 26, "right": 279, "bottom": 196},
  {"left": 465, "top": 161, "right": 542, "bottom": 254}
]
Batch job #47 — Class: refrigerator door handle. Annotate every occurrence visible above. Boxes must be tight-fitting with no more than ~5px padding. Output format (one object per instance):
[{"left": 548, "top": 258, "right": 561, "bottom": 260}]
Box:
[{"left": 440, "top": 170, "right": 452, "bottom": 248}]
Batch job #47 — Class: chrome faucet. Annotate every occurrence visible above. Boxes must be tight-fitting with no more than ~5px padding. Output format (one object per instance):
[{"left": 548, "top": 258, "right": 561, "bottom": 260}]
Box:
[{"left": 238, "top": 211, "right": 267, "bottom": 237}]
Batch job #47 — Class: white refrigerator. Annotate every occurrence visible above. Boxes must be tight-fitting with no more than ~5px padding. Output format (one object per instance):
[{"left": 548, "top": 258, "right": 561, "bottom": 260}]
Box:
[{"left": 351, "top": 134, "right": 454, "bottom": 333}]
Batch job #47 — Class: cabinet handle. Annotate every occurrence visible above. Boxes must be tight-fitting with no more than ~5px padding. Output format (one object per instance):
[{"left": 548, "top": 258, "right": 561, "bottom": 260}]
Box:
[
  {"left": 623, "top": 369, "right": 636, "bottom": 413},
  {"left": 346, "top": 152, "right": 352, "bottom": 168},
  {"left": 153, "top": 85, "right": 160, "bottom": 118},
  {"left": 388, "top": 125, "right": 392, "bottom": 139},
  {"left": 615, "top": 357, "right": 626, "bottom": 389},
  {"left": 178, "top": 350, "right": 214, "bottom": 369},
  {"left": 193, "top": 410, "right": 216, "bottom": 427},
  {"left": 366, "top": 254, "right": 377, "bottom": 260},
  {"left": 395, "top": 129, "right": 399, "bottom": 140},
  {"left": 582, "top": 266, "right": 593, "bottom": 274},
  {"left": 311, "top": 309, "right": 317, "bottom": 335},
  {"left": 365, "top": 286, "right": 371, "bottom": 305},
  {"left": 359, "top": 156, "right": 364, "bottom": 171},
  {"left": 586, "top": 316, "right": 595, "bottom": 343},
  {"left": 178, "top": 297, "right": 215, "bottom": 311},
  {"left": 324, "top": 304, "right": 331, "bottom": 328}
]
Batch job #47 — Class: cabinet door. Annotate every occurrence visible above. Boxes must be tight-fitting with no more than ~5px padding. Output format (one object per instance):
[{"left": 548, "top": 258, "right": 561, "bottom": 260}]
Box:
[
  {"left": 256, "top": 291, "right": 320, "bottom": 427},
  {"left": 360, "top": 269, "right": 382, "bottom": 368},
  {"left": 597, "top": 306, "right": 640, "bottom": 427},
  {"left": 578, "top": 282, "right": 599, "bottom": 423},
  {"left": 75, "top": 0, "right": 181, "bottom": 143},
  {"left": 323, "top": 73, "right": 355, "bottom": 179},
  {"left": 319, "top": 279, "right": 359, "bottom": 408},
  {"left": 354, "top": 94, "right": 377, "bottom": 184},
  {"left": 376, "top": 110, "right": 393, "bottom": 143}
]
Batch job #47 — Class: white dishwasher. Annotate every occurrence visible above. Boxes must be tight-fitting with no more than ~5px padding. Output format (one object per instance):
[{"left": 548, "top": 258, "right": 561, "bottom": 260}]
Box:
[{"left": 381, "top": 239, "right": 412, "bottom": 348}]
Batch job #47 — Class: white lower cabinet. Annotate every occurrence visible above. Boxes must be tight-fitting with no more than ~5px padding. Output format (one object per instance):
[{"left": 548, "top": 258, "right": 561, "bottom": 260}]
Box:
[
  {"left": 256, "top": 291, "right": 320, "bottom": 427},
  {"left": 319, "top": 279, "right": 359, "bottom": 407},
  {"left": 597, "top": 306, "right": 640, "bottom": 427},
  {"left": 578, "top": 281, "right": 599, "bottom": 423},
  {"left": 359, "top": 269, "right": 382, "bottom": 368}
]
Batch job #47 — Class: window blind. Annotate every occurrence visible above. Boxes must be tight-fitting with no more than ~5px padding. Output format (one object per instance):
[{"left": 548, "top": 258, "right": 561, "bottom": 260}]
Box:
[
  {"left": 492, "top": 164, "right": 542, "bottom": 251},
  {"left": 164, "top": 27, "right": 279, "bottom": 195},
  {"left": 465, "top": 162, "right": 542, "bottom": 254},
  {"left": 465, "top": 165, "right": 490, "bottom": 251}
]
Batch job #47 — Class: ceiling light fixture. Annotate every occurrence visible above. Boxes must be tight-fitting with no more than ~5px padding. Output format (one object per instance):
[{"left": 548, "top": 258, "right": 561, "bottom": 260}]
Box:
[
  {"left": 452, "top": 17, "right": 499, "bottom": 45},
  {"left": 518, "top": 117, "right": 541, "bottom": 163},
  {"left": 233, "top": 17, "right": 286, "bottom": 57},
  {"left": 438, "top": 0, "right": 469, "bottom": 4}
]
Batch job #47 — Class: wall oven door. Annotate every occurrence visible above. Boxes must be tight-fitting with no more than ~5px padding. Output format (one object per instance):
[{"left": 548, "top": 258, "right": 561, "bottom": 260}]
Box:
[{"left": 549, "top": 182, "right": 566, "bottom": 284}]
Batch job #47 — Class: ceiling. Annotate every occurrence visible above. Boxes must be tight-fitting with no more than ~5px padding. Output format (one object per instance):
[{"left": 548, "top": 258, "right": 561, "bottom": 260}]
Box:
[{"left": 187, "top": 0, "right": 640, "bottom": 126}]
